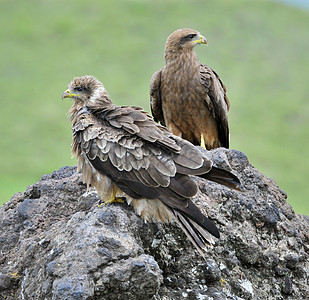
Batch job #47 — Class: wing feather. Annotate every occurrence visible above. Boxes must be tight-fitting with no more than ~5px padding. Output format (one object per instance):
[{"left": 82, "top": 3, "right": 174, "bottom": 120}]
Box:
[
  {"left": 96, "top": 138, "right": 107, "bottom": 150},
  {"left": 199, "top": 63, "right": 230, "bottom": 148},
  {"left": 126, "top": 110, "right": 147, "bottom": 122},
  {"left": 88, "top": 140, "right": 98, "bottom": 160},
  {"left": 121, "top": 122, "right": 140, "bottom": 134},
  {"left": 173, "top": 140, "right": 204, "bottom": 168},
  {"left": 114, "top": 143, "right": 127, "bottom": 159},
  {"left": 150, "top": 70, "right": 165, "bottom": 125},
  {"left": 132, "top": 168, "right": 160, "bottom": 187},
  {"left": 151, "top": 153, "right": 176, "bottom": 177}
]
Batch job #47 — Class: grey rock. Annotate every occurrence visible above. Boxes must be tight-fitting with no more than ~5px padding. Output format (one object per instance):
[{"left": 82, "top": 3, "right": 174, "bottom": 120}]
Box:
[
  {"left": 52, "top": 275, "right": 94, "bottom": 300},
  {"left": 275, "top": 266, "right": 289, "bottom": 276},
  {"left": 281, "top": 276, "right": 293, "bottom": 295},
  {"left": 284, "top": 253, "right": 299, "bottom": 269},
  {"left": 231, "top": 279, "right": 254, "bottom": 300},
  {"left": 197, "top": 259, "right": 221, "bottom": 282},
  {"left": 0, "top": 274, "right": 12, "bottom": 290},
  {"left": 0, "top": 148, "right": 308, "bottom": 300}
]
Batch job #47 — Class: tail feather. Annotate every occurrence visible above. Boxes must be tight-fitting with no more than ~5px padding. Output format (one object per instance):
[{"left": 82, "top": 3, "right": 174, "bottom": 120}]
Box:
[
  {"left": 200, "top": 166, "right": 241, "bottom": 191},
  {"left": 173, "top": 210, "right": 217, "bottom": 258},
  {"left": 160, "top": 197, "right": 220, "bottom": 238}
]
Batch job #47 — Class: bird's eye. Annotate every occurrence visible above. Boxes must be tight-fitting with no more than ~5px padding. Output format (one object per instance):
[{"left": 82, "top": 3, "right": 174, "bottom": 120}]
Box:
[
  {"left": 186, "top": 34, "right": 196, "bottom": 39},
  {"left": 76, "top": 86, "right": 83, "bottom": 92}
]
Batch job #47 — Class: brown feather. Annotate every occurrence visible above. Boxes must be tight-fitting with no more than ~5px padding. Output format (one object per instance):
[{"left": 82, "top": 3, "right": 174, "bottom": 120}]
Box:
[
  {"left": 150, "top": 28, "right": 230, "bottom": 149},
  {"left": 64, "top": 75, "right": 241, "bottom": 258}
]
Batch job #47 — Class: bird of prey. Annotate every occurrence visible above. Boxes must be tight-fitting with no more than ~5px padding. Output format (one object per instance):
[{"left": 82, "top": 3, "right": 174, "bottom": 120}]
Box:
[
  {"left": 62, "top": 75, "right": 240, "bottom": 257},
  {"left": 150, "top": 28, "right": 230, "bottom": 150}
]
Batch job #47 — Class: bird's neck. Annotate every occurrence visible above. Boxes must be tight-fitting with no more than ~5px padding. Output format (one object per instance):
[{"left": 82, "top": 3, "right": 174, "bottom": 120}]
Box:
[
  {"left": 69, "top": 103, "right": 87, "bottom": 127},
  {"left": 69, "top": 88, "right": 112, "bottom": 125},
  {"left": 164, "top": 50, "right": 199, "bottom": 73},
  {"left": 87, "top": 88, "right": 113, "bottom": 112}
]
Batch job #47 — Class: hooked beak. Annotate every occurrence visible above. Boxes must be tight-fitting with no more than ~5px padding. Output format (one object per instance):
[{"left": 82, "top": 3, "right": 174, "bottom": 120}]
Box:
[
  {"left": 61, "top": 89, "right": 79, "bottom": 100},
  {"left": 192, "top": 35, "right": 208, "bottom": 45}
]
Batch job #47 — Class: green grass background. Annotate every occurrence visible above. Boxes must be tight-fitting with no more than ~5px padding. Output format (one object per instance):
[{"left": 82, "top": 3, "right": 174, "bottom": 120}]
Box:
[{"left": 0, "top": 0, "right": 308, "bottom": 214}]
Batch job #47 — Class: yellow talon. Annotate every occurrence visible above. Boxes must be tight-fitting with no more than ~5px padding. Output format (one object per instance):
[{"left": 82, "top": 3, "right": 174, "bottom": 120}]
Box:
[
  {"left": 98, "top": 200, "right": 105, "bottom": 207},
  {"left": 98, "top": 188, "right": 125, "bottom": 207},
  {"left": 10, "top": 272, "right": 21, "bottom": 279},
  {"left": 114, "top": 197, "right": 125, "bottom": 203},
  {"left": 98, "top": 197, "right": 124, "bottom": 207},
  {"left": 220, "top": 278, "right": 227, "bottom": 286},
  {"left": 200, "top": 134, "right": 206, "bottom": 149}
]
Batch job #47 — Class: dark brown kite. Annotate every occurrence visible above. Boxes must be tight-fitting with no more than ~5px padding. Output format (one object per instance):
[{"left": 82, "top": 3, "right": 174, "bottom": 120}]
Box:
[
  {"left": 151, "top": 28, "right": 230, "bottom": 150},
  {"left": 62, "top": 75, "right": 240, "bottom": 257}
]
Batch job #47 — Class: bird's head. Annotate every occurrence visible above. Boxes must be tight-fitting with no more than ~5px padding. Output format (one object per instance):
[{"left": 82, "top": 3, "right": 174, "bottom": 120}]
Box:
[
  {"left": 165, "top": 28, "right": 207, "bottom": 54},
  {"left": 62, "top": 75, "right": 105, "bottom": 104}
]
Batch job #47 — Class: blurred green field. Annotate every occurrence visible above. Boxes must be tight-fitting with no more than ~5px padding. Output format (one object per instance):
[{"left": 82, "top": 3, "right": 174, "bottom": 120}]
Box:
[{"left": 0, "top": 0, "right": 308, "bottom": 214}]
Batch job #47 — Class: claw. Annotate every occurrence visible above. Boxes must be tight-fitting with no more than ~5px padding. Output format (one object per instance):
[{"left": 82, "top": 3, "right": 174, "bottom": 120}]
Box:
[
  {"left": 113, "top": 197, "right": 125, "bottom": 203},
  {"left": 98, "top": 196, "right": 125, "bottom": 207},
  {"left": 98, "top": 200, "right": 105, "bottom": 207},
  {"left": 220, "top": 278, "right": 227, "bottom": 286}
]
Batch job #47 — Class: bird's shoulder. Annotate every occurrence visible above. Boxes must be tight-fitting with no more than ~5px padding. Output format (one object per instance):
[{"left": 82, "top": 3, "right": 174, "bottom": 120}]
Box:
[
  {"left": 199, "top": 63, "right": 220, "bottom": 88},
  {"left": 76, "top": 103, "right": 180, "bottom": 154},
  {"left": 150, "top": 69, "right": 162, "bottom": 91},
  {"left": 199, "top": 63, "right": 230, "bottom": 111}
]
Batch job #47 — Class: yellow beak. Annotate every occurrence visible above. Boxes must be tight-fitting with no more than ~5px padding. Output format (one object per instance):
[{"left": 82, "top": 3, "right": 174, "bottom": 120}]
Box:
[
  {"left": 61, "top": 89, "right": 79, "bottom": 100},
  {"left": 192, "top": 35, "right": 208, "bottom": 45}
]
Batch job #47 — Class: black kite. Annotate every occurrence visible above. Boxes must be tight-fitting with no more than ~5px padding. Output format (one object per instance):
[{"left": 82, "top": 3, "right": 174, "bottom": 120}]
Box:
[
  {"left": 62, "top": 75, "right": 240, "bottom": 257},
  {"left": 151, "top": 28, "right": 230, "bottom": 149}
]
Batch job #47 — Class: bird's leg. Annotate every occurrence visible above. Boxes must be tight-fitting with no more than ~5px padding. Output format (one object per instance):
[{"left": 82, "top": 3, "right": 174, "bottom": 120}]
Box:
[
  {"left": 98, "top": 197, "right": 124, "bottom": 207},
  {"left": 112, "top": 197, "right": 125, "bottom": 203},
  {"left": 200, "top": 134, "right": 206, "bottom": 149},
  {"left": 98, "top": 187, "right": 125, "bottom": 207}
]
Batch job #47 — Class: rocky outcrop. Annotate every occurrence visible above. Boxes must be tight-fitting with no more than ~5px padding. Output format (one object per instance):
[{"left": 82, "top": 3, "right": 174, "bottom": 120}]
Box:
[{"left": 0, "top": 148, "right": 308, "bottom": 299}]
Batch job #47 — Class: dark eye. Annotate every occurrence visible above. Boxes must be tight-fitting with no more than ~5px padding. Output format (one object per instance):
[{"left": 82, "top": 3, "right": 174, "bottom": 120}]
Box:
[
  {"left": 76, "top": 86, "right": 83, "bottom": 91},
  {"left": 185, "top": 34, "right": 196, "bottom": 39}
]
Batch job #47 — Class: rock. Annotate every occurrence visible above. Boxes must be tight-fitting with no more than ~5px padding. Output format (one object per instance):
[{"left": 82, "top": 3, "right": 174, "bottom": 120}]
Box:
[
  {"left": 275, "top": 266, "right": 289, "bottom": 277},
  {"left": 281, "top": 276, "right": 293, "bottom": 295},
  {"left": 284, "top": 253, "right": 299, "bottom": 269},
  {"left": 0, "top": 148, "right": 308, "bottom": 299},
  {"left": 197, "top": 259, "right": 221, "bottom": 282}
]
